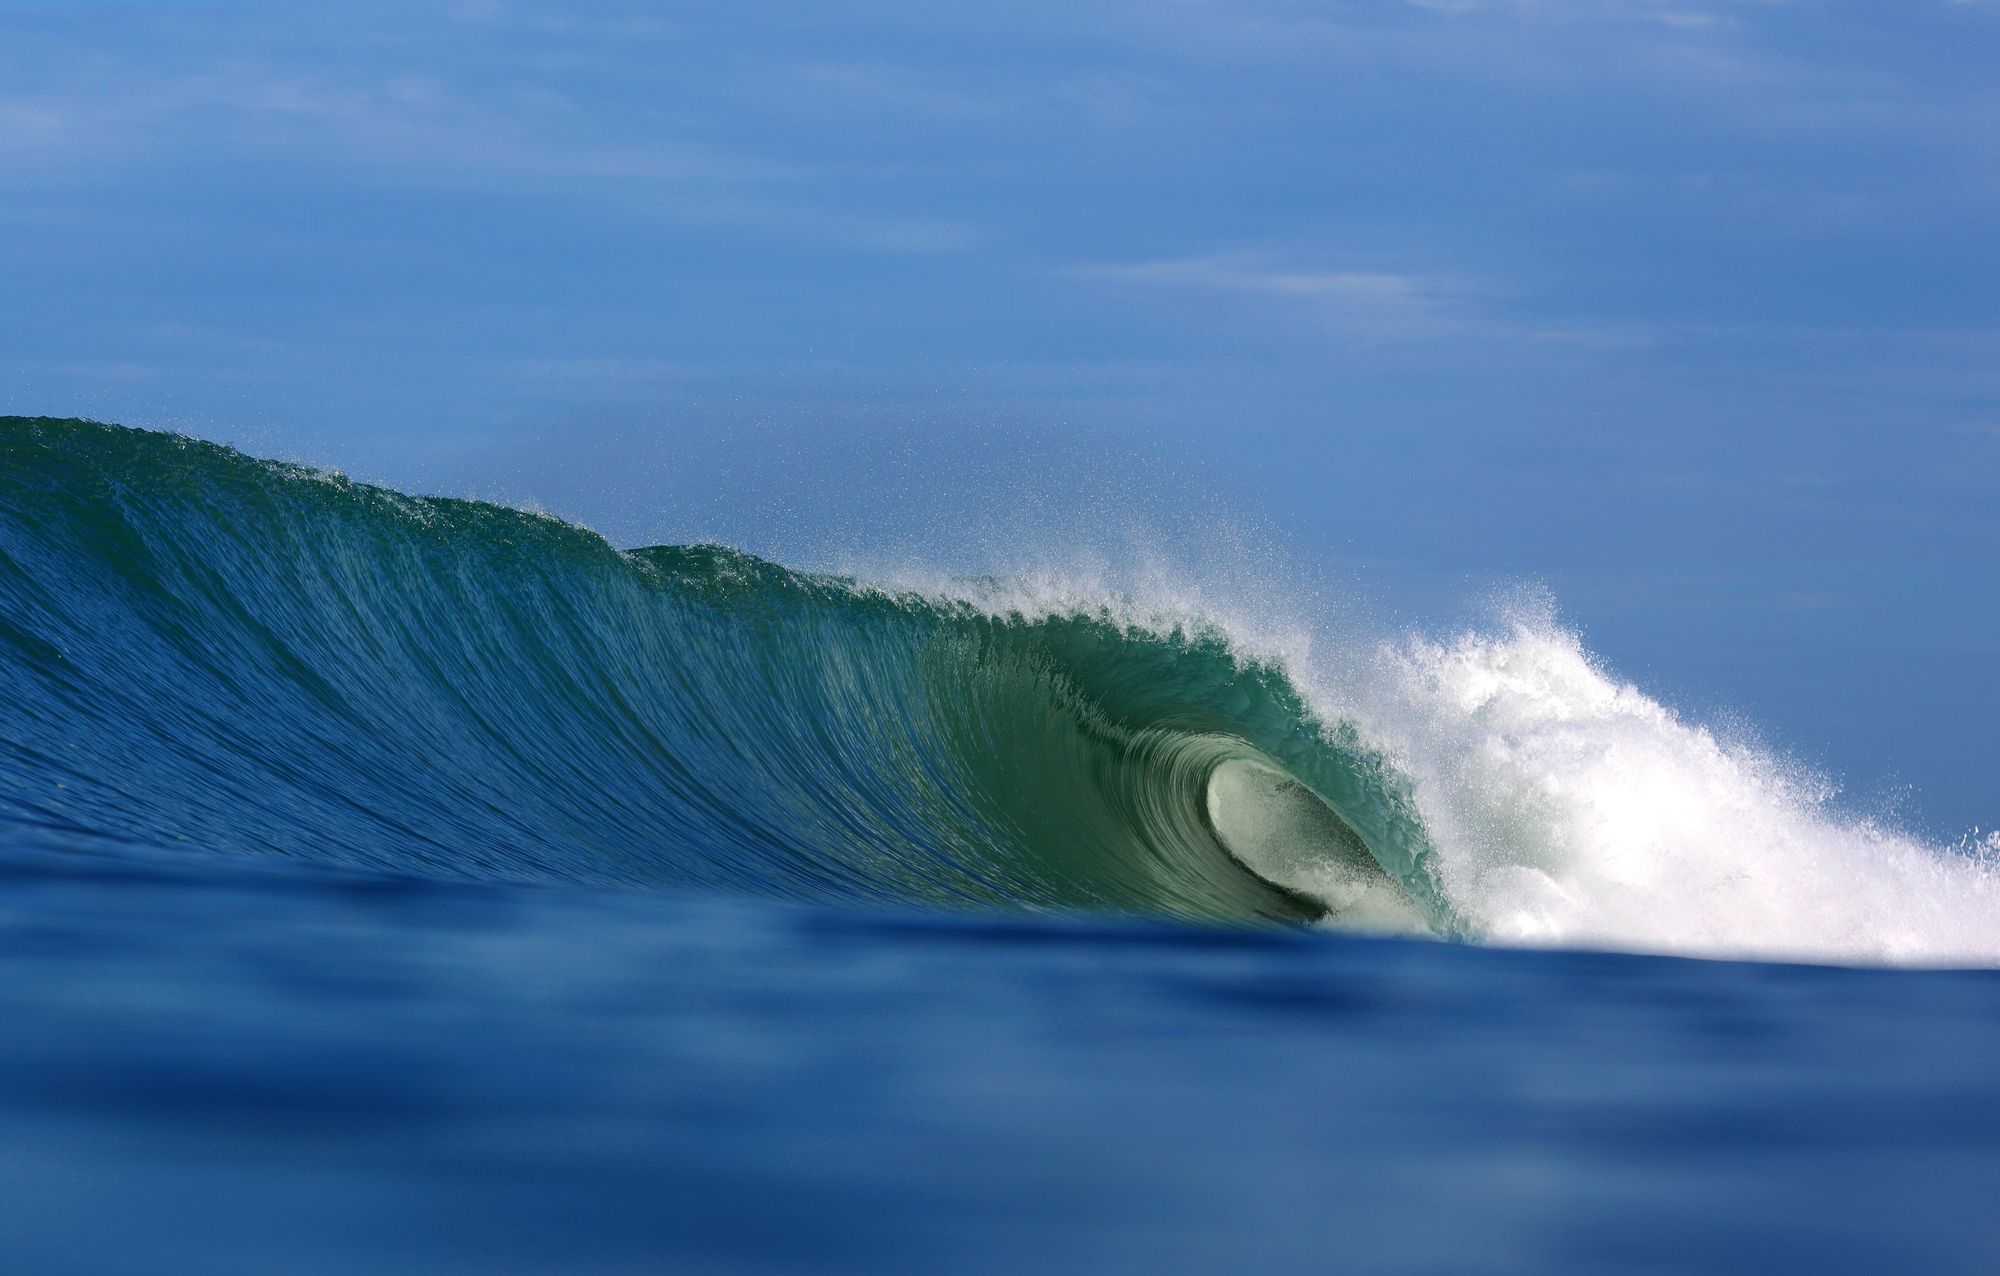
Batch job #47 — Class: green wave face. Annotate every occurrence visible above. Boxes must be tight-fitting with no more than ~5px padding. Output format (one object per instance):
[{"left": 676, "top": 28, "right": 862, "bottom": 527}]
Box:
[{"left": 0, "top": 418, "right": 1445, "bottom": 932}]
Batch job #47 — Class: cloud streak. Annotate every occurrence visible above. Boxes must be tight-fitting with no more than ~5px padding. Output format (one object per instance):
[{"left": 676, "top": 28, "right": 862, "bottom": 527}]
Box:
[
  {"left": 0, "top": 13, "right": 981, "bottom": 257},
  {"left": 1072, "top": 252, "right": 1469, "bottom": 343}
]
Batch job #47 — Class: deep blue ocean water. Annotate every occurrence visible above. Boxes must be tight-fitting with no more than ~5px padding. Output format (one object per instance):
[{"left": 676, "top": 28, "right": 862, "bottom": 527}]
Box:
[
  {"left": 6, "top": 418, "right": 2000, "bottom": 1272},
  {"left": 7, "top": 828, "right": 2000, "bottom": 1274}
]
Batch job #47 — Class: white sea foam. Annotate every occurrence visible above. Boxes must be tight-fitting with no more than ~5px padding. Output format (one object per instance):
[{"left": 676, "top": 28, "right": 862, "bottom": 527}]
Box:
[{"left": 1314, "top": 605, "right": 1999, "bottom": 966}]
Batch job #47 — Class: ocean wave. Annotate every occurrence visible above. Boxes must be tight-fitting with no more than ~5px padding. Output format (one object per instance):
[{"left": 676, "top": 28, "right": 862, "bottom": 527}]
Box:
[{"left": 2, "top": 416, "right": 1993, "bottom": 964}]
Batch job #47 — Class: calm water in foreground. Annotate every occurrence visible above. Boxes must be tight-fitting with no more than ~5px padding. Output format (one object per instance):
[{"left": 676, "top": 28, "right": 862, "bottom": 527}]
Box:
[{"left": 4, "top": 828, "right": 1999, "bottom": 1275}]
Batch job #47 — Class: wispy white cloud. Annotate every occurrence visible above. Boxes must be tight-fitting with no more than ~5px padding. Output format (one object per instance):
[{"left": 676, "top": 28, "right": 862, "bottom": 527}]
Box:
[
  {"left": 55, "top": 361, "right": 157, "bottom": 382},
  {"left": 0, "top": 28, "right": 981, "bottom": 257},
  {"left": 1082, "top": 254, "right": 1443, "bottom": 305},
  {"left": 500, "top": 357, "right": 718, "bottom": 387},
  {"left": 0, "top": 61, "right": 772, "bottom": 183},
  {"left": 1071, "top": 250, "right": 1672, "bottom": 350},
  {"left": 1072, "top": 252, "right": 1468, "bottom": 343}
]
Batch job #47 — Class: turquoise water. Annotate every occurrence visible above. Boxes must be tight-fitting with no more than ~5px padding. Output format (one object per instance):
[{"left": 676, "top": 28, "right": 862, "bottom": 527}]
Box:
[
  {"left": 1, "top": 416, "right": 1440, "bottom": 927},
  {"left": 5, "top": 417, "right": 2000, "bottom": 1272}
]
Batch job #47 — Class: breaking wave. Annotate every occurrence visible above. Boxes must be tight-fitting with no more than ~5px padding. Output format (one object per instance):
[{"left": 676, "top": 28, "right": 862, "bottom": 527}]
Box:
[{"left": 2, "top": 417, "right": 1994, "bottom": 964}]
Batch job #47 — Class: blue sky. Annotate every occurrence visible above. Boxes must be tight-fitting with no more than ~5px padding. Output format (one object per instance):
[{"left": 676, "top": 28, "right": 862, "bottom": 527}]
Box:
[{"left": 4, "top": 0, "right": 1997, "bottom": 833}]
